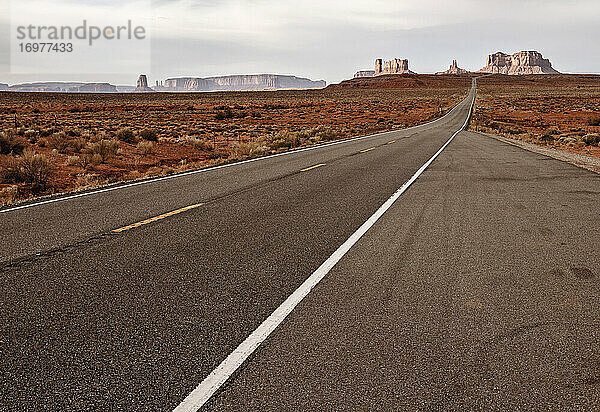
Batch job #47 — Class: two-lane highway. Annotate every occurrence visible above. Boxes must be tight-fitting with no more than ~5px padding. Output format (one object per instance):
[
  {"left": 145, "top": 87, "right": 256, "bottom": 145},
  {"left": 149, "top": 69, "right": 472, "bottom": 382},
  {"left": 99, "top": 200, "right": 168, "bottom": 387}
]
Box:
[
  {"left": 207, "top": 129, "right": 600, "bottom": 410},
  {"left": 0, "top": 82, "right": 475, "bottom": 410},
  {"left": 0, "top": 87, "right": 470, "bottom": 263},
  {"left": 2, "top": 80, "right": 599, "bottom": 411}
]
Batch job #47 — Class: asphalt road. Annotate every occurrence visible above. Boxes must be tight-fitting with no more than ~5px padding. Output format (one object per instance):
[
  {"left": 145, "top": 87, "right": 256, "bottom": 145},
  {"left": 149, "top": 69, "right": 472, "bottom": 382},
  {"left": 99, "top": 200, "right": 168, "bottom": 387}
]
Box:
[{"left": 2, "top": 81, "right": 599, "bottom": 411}]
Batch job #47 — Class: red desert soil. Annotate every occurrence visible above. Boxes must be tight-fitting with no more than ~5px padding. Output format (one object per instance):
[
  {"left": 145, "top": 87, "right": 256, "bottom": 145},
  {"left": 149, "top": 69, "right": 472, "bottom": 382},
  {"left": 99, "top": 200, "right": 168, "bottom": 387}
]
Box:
[
  {"left": 472, "top": 74, "right": 600, "bottom": 159},
  {"left": 0, "top": 75, "right": 470, "bottom": 205}
]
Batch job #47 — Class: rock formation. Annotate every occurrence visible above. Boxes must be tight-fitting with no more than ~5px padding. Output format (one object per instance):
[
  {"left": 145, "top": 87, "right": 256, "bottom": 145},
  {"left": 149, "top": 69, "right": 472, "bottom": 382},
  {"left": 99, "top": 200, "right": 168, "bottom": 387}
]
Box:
[
  {"left": 68, "top": 83, "right": 118, "bottom": 93},
  {"left": 4, "top": 82, "right": 78, "bottom": 92},
  {"left": 354, "top": 70, "right": 375, "bottom": 78},
  {"left": 162, "top": 77, "right": 214, "bottom": 91},
  {"left": 3, "top": 82, "right": 119, "bottom": 92},
  {"left": 134, "top": 74, "right": 154, "bottom": 92},
  {"left": 137, "top": 74, "right": 148, "bottom": 88},
  {"left": 478, "top": 51, "right": 559, "bottom": 75},
  {"left": 436, "top": 60, "right": 469, "bottom": 75},
  {"left": 160, "top": 74, "right": 326, "bottom": 92},
  {"left": 375, "top": 58, "right": 415, "bottom": 75}
]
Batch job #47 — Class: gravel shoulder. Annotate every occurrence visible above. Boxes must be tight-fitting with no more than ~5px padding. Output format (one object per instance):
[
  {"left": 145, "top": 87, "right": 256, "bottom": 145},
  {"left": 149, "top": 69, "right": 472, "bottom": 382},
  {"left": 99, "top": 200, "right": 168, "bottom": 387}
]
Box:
[{"left": 477, "top": 131, "right": 600, "bottom": 174}]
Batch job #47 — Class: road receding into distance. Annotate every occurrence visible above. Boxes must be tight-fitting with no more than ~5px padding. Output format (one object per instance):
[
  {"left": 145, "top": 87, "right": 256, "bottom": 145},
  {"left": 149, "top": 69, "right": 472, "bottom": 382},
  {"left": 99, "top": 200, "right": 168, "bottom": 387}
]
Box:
[{"left": 1, "top": 79, "right": 599, "bottom": 411}]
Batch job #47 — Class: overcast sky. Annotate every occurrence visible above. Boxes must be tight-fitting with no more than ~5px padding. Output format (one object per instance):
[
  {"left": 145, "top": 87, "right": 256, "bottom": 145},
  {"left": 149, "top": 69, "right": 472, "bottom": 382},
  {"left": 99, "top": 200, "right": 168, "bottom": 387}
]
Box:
[{"left": 1, "top": 0, "right": 599, "bottom": 85}]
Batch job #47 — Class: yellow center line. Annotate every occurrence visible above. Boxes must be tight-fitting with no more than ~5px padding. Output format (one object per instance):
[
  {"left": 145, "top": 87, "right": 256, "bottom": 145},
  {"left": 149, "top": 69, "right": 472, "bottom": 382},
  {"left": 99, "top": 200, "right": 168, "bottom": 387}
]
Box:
[
  {"left": 360, "top": 147, "right": 375, "bottom": 153},
  {"left": 300, "top": 163, "right": 326, "bottom": 172},
  {"left": 112, "top": 203, "right": 204, "bottom": 233},
  {"left": 386, "top": 140, "right": 396, "bottom": 144}
]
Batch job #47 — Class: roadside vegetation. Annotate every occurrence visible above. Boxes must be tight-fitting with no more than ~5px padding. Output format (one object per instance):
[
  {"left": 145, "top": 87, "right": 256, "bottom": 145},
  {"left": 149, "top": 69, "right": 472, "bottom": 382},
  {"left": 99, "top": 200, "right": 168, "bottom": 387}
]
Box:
[
  {"left": 471, "top": 75, "right": 600, "bottom": 158},
  {"left": 0, "top": 81, "right": 468, "bottom": 205}
]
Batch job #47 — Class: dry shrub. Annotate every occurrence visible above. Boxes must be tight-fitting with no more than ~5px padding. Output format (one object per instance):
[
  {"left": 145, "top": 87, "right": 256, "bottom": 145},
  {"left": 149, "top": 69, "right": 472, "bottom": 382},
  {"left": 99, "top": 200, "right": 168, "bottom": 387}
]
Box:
[
  {"left": 0, "top": 157, "right": 22, "bottom": 184},
  {"left": 539, "top": 129, "right": 557, "bottom": 142},
  {"left": 0, "top": 186, "right": 19, "bottom": 205},
  {"left": 588, "top": 118, "right": 600, "bottom": 127},
  {"left": 90, "top": 153, "right": 103, "bottom": 166},
  {"left": 262, "top": 125, "right": 338, "bottom": 152},
  {"left": 39, "top": 128, "right": 54, "bottom": 137},
  {"left": 161, "top": 166, "right": 175, "bottom": 175},
  {"left": 232, "top": 142, "right": 269, "bottom": 158},
  {"left": 116, "top": 128, "right": 136, "bottom": 143},
  {"left": 76, "top": 173, "right": 102, "bottom": 189},
  {"left": 85, "top": 139, "right": 119, "bottom": 161},
  {"left": 45, "top": 132, "right": 71, "bottom": 153},
  {"left": 140, "top": 129, "right": 158, "bottom": 141},
  {"left": 215, "top": 108, "right": 234, "bottom": 120},
  {"left": 24, "top": 129, "right": 37, "bottom": 142},
  {"left": 303, "top": 125, "right": 337, "bottom": 142},
  {"left": 66, "top": 155, "right": 80, "bottom": 166},
  {"left": 145, "top": 166, "right": 163, "bottom": 176},
  {"left": 582, "top": 133, "right": 600, "bottom": 146},
  {"left": 266, "top": 130, "right": 299, "bottom": 150},
  {"left": 0, "top": 129, "right": 25, "bottom": 155},
  {"left": 122, "top": 170, "right": 143, "bottom": 181},
  {"left": 70, "top": 137, "right": 88, "bottom": 153},
  {"left": 137, "top": 141, "right": 154, "bottom": 154},
  {"left": 20, "top": 151, "right": 53, "bottom": 189},
  {"left": 2, "top": 150, "right": 53, "bottom": 190},
  {"left": 186, "top": 136, "right": 214, "bottom": 151},
  {"left": 87, "top": 131, "right": 109, "bottom": 143}
]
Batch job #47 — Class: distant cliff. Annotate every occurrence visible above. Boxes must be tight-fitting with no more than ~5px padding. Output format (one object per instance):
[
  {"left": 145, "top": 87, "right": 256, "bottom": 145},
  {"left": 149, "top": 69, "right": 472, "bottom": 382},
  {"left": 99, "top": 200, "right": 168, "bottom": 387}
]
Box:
[
  {"left": 478, "top": 51, "right": 559, "bottom": 75},
  {"left": 161, "top": 74, "right": 326, "bottom": 91},
  {"left": 69, "top": 83, "right": 117, "bottom": 93},
  {"left": 4, "top": 82, "right": 118, "bottom": 92}
]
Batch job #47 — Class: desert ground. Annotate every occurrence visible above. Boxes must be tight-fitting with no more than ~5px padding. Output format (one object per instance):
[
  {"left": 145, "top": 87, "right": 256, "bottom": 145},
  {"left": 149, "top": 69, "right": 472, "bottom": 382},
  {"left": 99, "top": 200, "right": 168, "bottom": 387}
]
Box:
[
  {"left": 472, "top": 74, "right": 600, "bottom": 158},
  {"left": 0, "top": 75, "right": 469, "bottom": 204},
  {"left": 3, "top": 73, "right": 599, "bottom": 206}
]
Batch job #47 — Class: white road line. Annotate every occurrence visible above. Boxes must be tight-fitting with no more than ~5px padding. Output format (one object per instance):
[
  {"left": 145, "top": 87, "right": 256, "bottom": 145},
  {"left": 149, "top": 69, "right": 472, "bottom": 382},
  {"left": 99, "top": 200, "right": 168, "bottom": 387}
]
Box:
[
  {"left": 0, "top": 93, "right": 466, "bottom": 215},
  {"left": 173, "top": 84, "right": 476, "bottom": 412}
]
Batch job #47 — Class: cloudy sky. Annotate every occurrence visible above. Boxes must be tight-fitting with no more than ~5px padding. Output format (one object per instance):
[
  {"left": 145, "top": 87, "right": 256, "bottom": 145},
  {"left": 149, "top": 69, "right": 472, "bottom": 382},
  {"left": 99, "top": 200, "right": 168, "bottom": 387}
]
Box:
[{"left": 1, "top": 0, "right": 598, "bottom": 85}]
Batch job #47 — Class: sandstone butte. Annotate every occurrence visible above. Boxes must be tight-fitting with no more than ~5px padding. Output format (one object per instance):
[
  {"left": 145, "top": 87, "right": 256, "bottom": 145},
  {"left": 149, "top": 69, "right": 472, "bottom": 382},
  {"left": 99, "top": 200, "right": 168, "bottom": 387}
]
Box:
[
  {"left": 375, "top": 58, "right": 416, "bottom": 75},
  {"left": 436, "top": 60, "right": 469, "bottom": 75},
  {"left": 134, "top": 74, "right": 154, "bottom": 92},
  {"left": 478, "top": 51, "right": 560, "bottom": 75}
]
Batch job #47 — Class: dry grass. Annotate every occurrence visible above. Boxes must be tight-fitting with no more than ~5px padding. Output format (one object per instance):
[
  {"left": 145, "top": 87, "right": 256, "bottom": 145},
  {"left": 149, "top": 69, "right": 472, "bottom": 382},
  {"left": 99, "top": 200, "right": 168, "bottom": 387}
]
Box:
[
  {"left": 0, "top": 76, "right": 469, "bottom": 204},
  {"left": 136, "top": 141, "right": 154, "bottom": 154},
  {"left": 0, "top": 185, "right": 19, "bottom": 205},
  {"left": 472, "top": 74, "right": 600, "bottom": 158},
  {"left": 185, "top": 136, "right": 214, "bottom": 152},
  {"left": 75, "top": 173, "right": 102, "bottom": 189}
]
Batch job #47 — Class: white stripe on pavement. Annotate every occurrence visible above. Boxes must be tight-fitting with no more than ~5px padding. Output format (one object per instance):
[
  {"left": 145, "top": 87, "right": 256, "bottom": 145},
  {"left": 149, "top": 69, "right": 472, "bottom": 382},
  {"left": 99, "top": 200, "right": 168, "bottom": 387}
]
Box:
[{"left": 173, "top": 84, "right": 476, "bottom": 412}]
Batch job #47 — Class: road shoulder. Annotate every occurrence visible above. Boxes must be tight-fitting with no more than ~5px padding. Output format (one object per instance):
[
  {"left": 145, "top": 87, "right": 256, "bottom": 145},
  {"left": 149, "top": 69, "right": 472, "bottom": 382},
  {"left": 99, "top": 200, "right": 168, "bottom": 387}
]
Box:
[{"left": 476, "top": 131, "right": 600, "bottom": 174}]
